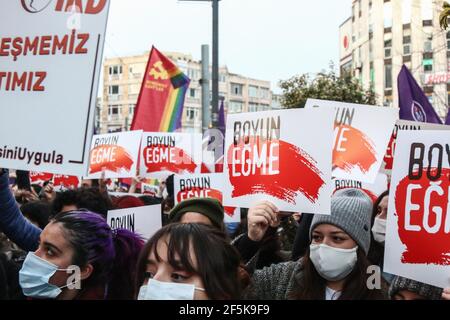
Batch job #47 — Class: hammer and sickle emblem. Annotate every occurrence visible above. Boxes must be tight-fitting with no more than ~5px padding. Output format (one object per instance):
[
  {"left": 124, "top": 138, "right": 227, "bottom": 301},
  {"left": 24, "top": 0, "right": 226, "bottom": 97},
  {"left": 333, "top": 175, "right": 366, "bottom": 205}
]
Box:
[{"left": 149, "top": 61, "right": 169, "bottom": 80}]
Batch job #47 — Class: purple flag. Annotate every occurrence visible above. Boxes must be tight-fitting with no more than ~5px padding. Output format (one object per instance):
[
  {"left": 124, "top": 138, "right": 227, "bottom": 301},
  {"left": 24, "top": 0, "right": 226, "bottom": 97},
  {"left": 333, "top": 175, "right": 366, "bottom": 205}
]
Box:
[
  {"left": 446, "top": 110, "right": 450, "bottom": 125},
  {"left": 398, "top": 65, "right": 442, "bottom": 124}
]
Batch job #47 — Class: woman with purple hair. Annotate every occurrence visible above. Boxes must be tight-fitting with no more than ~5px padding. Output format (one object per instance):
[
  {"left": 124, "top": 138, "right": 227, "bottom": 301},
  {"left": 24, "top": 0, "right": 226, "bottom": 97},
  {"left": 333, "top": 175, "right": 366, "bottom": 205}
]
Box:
[{"left": 0, "top": 169, "right": 144, "bottom": 299}]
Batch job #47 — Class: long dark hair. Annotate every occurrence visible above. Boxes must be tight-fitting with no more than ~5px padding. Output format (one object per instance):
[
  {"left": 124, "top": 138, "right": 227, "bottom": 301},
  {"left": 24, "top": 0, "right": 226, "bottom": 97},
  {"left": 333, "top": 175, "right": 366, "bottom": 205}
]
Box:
[
  {"left": 367, "top": 190, "right": 389, "bottom": 266},
  {"left": 135, "top": 223, "right": 245, "bottom": 300},
  {"left": 292, "top": 246, "right": 385, "bottom": 300},
  {"left": 52, "top": 210, "right": 144, "bottom": 300}
]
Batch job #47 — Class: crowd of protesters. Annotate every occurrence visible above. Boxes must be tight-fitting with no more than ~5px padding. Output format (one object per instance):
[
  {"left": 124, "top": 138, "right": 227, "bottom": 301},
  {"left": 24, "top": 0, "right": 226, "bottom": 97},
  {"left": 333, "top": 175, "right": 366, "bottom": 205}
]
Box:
[{"left": 1, "top": 168, "right": 449, "bottom": 301}]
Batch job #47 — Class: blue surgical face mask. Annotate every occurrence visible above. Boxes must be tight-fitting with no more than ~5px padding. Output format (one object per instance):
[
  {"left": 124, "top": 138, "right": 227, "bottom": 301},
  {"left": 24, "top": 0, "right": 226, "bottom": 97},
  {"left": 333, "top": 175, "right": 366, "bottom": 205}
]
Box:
[
  {"left": 137, "top": 279, "right": 205, "bottom": 300},
  {"left": 19, "top": 252, "right": 74, "bottom": 299}
]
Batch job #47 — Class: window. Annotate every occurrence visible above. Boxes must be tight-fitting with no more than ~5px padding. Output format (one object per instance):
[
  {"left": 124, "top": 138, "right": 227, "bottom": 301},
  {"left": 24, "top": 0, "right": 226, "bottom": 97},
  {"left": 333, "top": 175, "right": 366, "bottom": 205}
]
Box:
[
  {"left": 108, "top": 105, "right": 121, "bottom": 120},
  {"left": 185, "top": 107, "right": 199, "bottom": 121},
  {"left": 402, "top": 0, "right": 412, "bottom": 24},
  {"left": 423, "top": 59, "right": 433, "bottom": 72},
  {"left": 190, "top": 88, "right": 196, "bottom": 98},
  {"left": 369, "top": 41, "right": 374, "bottom": 61},
  {"left": 384, "top": 39, "right": 392, "bottom": 58},
  {"left": 447, "top": 31, "right": 450, "bottom": 50},
  {"left": 219, "top": 74, "right": 226, "bottom": 82},
  {"left": 249, "top": 103, "right": 259, "bottom": 112},
  {"left": 384, "top": 64, "right": 392, "bottom": 89},
  {"left": 424, "top": 35, "right": 433, "bottom": 53},
  {"left": 109, "top": 65, "right": 122, "bottom": 75},
  {"left": 229, "top": 101, "right": 243, "bottom": 113},
  {"left": 231, "top": 83, "right": 243, "bottom": 96},
  {"left": 422, "top": 0, "right": 433, "bottom": 21},
  {"left": 249, "top": 86, "right": 259, "bottom": 98},
  {"left": 384, "top": 1, "right": 392, "bottom": 28},
  {"left": 129, "top": 104, "right": 135, "bottom": 118},
  {"left": 260, "top": 104, "right": 270, "bottom": 111},
  {"left": 187, "top": 69, "right": 199, "bottom": 80},
  {"left": 403, "top": 36, "right": 411, "bottom": 55},
  {"left": 108, "top": 85, "right": 120, "bottom": 95},
  {"left": 370, "top": 66, "right": 375, "bottom": 88},
  {"left": 260, "top": 88, "right": 270, "bottom": 99},
  {"left": 128, "top": 84, "right": 140, "bottom": 95}
]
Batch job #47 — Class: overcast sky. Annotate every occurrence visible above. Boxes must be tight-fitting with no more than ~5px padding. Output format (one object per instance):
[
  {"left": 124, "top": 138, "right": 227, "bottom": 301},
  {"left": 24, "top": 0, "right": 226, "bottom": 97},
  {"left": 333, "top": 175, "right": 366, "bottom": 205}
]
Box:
[{"left": 103, "top": 0, "right": 352, "bottom": 93}]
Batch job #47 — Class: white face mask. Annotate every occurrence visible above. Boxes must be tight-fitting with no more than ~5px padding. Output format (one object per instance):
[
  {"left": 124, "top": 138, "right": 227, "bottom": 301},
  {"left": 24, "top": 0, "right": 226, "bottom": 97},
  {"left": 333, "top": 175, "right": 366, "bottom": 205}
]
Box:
[
  {"left": 137, "top": 279, "right": 205, "bottom": 300},
  {"left": 371, "top": 217, "right": 386, "bottom": 243},
  {"left": 309, "top": 243, "right": 358, "bottom": 282}
]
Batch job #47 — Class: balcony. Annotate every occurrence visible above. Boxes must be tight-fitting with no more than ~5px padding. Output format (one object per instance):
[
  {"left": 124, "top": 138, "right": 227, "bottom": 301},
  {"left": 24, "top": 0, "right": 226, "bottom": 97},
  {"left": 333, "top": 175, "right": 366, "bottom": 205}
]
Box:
[
  {"left": 107, "top": 94, "right": 123, "bottom": 102},
  {"left": 131, "top": 73, "right": 143, "bottom": 80},
  {"left": 108, "top": 74, "right": 122, "bottom": 81},
  {"left": 107, "top": 114, "right": 122, "bottom": 122}
]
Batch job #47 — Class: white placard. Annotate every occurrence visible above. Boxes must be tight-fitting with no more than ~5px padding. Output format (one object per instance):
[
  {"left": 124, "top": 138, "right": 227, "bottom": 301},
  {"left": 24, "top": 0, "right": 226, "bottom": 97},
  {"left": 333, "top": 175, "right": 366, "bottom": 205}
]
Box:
[
  {"left": 332, "top": 173, "right": 388, "bottom": 202},
  {"left": 174, "top": 173, "right": 240, "bottom": 223},
  {"left": 87, "top": 130, "right": 142, "bottom": 179},
  {"left": 305, "top": 99, "right": 398, "bottom": 183},
  {"left": 107, "top": 205, "right": 162, "bottom": 240},
  {"left": 384, "top": 130, "right": 450, "bottom": 288},
  {"left": 140, "top": 132, "right": 202, "bottom": 179},
  {"left": 0, "top": 1, "right": 110, "bottom": 176},
  {"left": 222, "top": 108, "right": 334, "bottom": 214},
  {"left": 382, "top": 120, "right": 450, "bottom": 174}
]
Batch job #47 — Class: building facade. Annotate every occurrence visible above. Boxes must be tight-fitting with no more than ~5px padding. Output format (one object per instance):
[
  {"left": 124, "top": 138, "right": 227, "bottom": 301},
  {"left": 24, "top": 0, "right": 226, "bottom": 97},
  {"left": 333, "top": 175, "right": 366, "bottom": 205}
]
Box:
[
  {"left": 339, "top": 0, "right": 450, "bottom": 118},
  {"left": 100, "top": 51, "right": 273, "bottom": 133}
]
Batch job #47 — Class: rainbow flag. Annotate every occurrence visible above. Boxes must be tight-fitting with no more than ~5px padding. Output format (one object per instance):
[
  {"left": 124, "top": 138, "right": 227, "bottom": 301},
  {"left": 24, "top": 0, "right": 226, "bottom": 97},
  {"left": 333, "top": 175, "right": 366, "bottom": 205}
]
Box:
[{"left": 131, "top": 46, "right": 190, "bottom": 132}]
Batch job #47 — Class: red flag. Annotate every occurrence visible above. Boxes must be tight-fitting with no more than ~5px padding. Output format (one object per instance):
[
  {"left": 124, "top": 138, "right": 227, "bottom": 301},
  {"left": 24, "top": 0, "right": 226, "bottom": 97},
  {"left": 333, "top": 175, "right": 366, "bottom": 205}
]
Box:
[{"left": 131, "top": 46, "right": 190, "bottom": 132}]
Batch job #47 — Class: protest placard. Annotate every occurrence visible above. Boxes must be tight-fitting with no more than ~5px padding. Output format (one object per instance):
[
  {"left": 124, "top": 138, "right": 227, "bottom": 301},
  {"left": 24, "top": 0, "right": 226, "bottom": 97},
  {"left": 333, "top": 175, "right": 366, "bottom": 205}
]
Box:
[
  {"left": 87, "top": 130, "right": 142, "bottom": 179},
  {"left": 0, "top": 1, "right": 110, "bottom": 176},
  {"left": 107, "top": 205, "right": 161, "bottom": 240},
  {"left": 305, "top": 99, "right": 398, "bottom": 183},
  {"left": 222, "top": 108, "right": 334, "bottom": 214},
  {"left": 384, "top": 130, "right": 450, "bottom": 288},
  {"left": 382, "top": 120, "right": 450, "bottom": 174},
  {"left": 174, "top": 173, "right": 240, "bottom": 222},
  {"left": 140, "top": 132, "right": 202, "bottom": 179},
  {"left": 332, "top": 173, "right": 388, "bottom": 202}
]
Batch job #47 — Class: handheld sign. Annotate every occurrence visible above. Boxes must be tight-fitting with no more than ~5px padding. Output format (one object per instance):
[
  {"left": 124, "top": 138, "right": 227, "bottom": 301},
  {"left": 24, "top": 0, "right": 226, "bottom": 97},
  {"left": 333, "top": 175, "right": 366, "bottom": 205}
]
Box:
[
  {"left": 53, "top": 174, "right": 80, "bottom": 191},
  {"left": 332, "top": 173, "right": 388, "bottom": 202},
  {"left": 30, "top": 171, "right": 79, "bottom": 190},
  {"left": 0, "top": 1, "right": 110, "bottom": 176},
  {"left": 305, "top": 99, "right": 398, "bottom": 183},
  {"left": 87, "top": 130, "right": 142, "bottom": 179},
  {"left": 174, "top": 173, "right": 240, "bottom": 222},
  {"left": 140, "top": 132, "right": 202, "bottom": 179},
  {"left": 222, "top": 108, "right": 334, "bottom": 214},
  {"left": 107, "top": 205, "right": 162, "bottom": 240},
  {"left": 141, "top": 183, "right": 158, "bottom": 196},
  {"left": 30, "top": 172, "right": 54, "bottom": 185},
  {"left": 382, "top": 120, "right": 450, "bottom": 174},
  {"left": 384, "top": 130, "right": 450, "bottom": 288}
]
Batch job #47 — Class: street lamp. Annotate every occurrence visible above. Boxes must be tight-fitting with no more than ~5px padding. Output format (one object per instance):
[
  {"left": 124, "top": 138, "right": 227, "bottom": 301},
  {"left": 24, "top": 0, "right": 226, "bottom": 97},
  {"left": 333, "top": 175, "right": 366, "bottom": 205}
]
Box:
[{"left": 179, "top": 0, "right": 221, "bottom": 129}]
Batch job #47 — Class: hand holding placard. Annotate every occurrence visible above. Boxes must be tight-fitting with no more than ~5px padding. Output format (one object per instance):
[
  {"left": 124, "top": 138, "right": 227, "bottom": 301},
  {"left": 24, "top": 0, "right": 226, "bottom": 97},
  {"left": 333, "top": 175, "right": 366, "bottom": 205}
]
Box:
[{"left": 247, "top": 201, "right": 280, "bottom": 242}]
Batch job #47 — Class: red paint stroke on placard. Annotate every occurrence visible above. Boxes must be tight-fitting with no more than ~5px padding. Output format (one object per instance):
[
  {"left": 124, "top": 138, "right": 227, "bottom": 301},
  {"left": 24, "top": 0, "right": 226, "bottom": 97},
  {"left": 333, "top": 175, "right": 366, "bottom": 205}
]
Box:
[{"left": 394, "top": 168, "right": 450, "bottom": 265}]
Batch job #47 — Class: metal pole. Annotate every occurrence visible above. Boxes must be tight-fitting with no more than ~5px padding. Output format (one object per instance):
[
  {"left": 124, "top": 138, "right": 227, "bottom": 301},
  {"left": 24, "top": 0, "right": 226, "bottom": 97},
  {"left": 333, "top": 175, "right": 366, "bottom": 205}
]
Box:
[
  {"left": 201, "top": 44, "right": 211, "bottom": 133},
  {"left": 211, "top": 0, "right": 219, "bottom": 128}
]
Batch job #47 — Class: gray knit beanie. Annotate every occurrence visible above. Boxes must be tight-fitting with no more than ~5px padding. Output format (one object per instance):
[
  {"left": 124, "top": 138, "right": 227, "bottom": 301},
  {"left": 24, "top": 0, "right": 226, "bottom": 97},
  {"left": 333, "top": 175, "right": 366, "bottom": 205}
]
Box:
[
  {"left": 389, "top": 276, "right": 443, "bottom": 300},
  {"left": 309, "top": 188, "right": 372, "bottom": 254}
]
